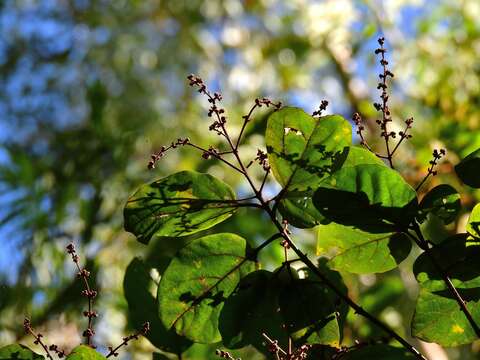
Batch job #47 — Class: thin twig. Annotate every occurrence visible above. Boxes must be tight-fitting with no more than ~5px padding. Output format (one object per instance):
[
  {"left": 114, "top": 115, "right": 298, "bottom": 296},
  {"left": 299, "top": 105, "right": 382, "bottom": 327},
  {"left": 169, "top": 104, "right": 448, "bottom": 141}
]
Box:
[
  {"left": 106, "top": 322, "right": 150, "bottom": 358},
  {"left": 415, "top": 148, "right": 445, "bottom": 191},
  {"left": 66, "top": 243, "right": 97, "bottom": 346},
  {"left": 23, "top": 319, "right": 54, "bottom": 360}
]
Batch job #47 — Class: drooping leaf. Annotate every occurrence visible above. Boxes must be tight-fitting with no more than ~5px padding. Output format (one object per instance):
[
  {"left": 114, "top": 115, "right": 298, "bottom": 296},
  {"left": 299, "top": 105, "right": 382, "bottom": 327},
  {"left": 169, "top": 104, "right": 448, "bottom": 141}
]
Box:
[
  {"left": 455, "top": 148, "right": 480, "bottom": 188},
  {"left": 313, "top": 164, "right": 417, "bottom": 231},
  {"left": 340, "top": 344, "right": 416, "bottom": 359},
  {"left": 277, "top": 147, "right": 382, "bottom": 229},
  {"left": 417, "top": 184, "right": 461, "bottom": 224},
  {"left": 0, "top": 344, "right": 44, "bottom": 359},
  {"left": 123, "top": 258, "right": 192, "bottom": 354},
  {"left": 466, "top": 203, "right": 480, "bottom": 239},
  {"left": 124, "top": 171, "right": 237, "bottom": 244},
  {"left": 412, "top": 234, "right": 480, "bottom": 346},
  {"left": 219, "top": 270, "right": 287, "bottom": 351},
  {"left": 266, "top": 107, "right": 351, "bottom": 228},
  {"left": 66, "top": 345, "right": 106, "bottom": 360},
  {"left": 317, "top": 223, "right": 411, "bottom": 274},
  {"left": 157, "top": 233, "right": 256, "bottom": 343}
]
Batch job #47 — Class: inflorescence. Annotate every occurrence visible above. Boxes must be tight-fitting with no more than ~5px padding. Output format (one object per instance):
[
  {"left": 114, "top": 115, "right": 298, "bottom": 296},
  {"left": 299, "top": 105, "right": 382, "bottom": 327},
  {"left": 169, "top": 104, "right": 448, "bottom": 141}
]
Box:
[{"left": 24, "top": 244, "right": 149, "bottom": 359}]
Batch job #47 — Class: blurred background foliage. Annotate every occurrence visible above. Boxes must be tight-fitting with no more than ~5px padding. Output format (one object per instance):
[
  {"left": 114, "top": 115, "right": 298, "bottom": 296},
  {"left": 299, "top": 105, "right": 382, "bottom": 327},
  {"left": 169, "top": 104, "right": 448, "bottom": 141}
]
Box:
[{"left": 0, "top": 0, "right": 480, "bottom": 359}]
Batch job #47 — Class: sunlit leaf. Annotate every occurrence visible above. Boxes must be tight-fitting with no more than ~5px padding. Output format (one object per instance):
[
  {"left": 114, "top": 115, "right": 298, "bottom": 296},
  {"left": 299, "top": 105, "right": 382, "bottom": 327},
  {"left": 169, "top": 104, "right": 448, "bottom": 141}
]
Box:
[
  {"left": 317, "top": 223, "right": 411, "bottom": 274},
  {"left": 124, "top": 171, "right": 237, "bottom": 244},
  {"left": 66, "top": 345, "right": 106, "bottom": 360},
  {"left": 265, "top": 107, "right": 351, "bottom": 228},
  {"left": 157, "top": 233, "right": 256, "bottom": 343}
]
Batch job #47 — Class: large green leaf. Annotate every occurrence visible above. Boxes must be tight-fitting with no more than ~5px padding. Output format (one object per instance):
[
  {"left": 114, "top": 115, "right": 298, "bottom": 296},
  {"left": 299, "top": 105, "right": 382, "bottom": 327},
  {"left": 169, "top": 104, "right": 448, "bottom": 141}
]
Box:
[
  {"left": 466, "top": 203, "right": 480, "bottom": 239},
  {"left": 123, "top": 258, "right": 192, "bottom": 354},
  {"left": 124, "top": 171, "right": 236, "bottom": 244},
  {"left": 313, "top": 164, "right": 417, "bottom": 231},
  {"left": 220, "top": 264, "right": 348, "bottom": 351},
  {"left": 280, "top": 266, "right": 348, "bottom": 347},
  {"left": 277, "top": 147, "right": 382, "bottom": 229},
  {"left": 317, "top": 223, "right": 411, "bottom": 274},
  {"left": 341, "top": 146, "right": 385, "bottom": 167},
  {"left": 219, "top": 270, "right": 287, "bottom": 351},
  {"left": 157, "top": 233, "right": 256, "bottom": 343},
  {"left": 412, "top": 234, "right": 480, "bottom": 346},
  {"left": 455, "top": 148, "right": 480, "bottom": 188},
  {"left": 266, "top": 107, "right": 351, "bottom": 189},
  {"left": 417, "top": 184, "right": 461, "bottom": 225},
  {"left": 266, "top": 107, "right": 350, "bottom": 228},
  {"left": 0, "top": 344, "right": 44, "bottom": 359},
  {"left": 341, "top": 344, "right": 416, "bottom": 359},
  {"left": 66, "top": 345, "right": 106, "bottom": 360}
]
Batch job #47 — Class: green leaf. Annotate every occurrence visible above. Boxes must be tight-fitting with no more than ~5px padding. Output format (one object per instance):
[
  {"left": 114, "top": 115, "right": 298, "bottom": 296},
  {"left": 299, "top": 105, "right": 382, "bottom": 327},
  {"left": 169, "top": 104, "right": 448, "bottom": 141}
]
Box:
[
  {"left": 341, "top": 344, "right": 416, "bottom": 359},
  {"left": 219, "top": 270, "right": 287, "bottom": 351},
  {"left": 280, "top": 267, "right": 347, "bottom": 347},
  {"left": 0, "top": 344, "right": 44, "bottom": 359},
  {"left": 220, "top": 264, "right": 348, "bottom": 350},
  {"left": 152, "top": 354, "right": 171, "bottom": 360},
  {"left": 124, "top": 170, "right": 237, "bottom": 244},
  {"left": 123, "top": 258, "right": 192, "bottom": 354},
  {"left": 417, "top": 184, "right": 461, "bottom": 224},
  {"left": 455, "top": 148, "right": 480, "bottom": 188},
  {"left": 277, "top": 147, "right": 386, "bottom": 229},
  {"left": 157, "top": 233, "right": 256, "bottom": 343},
  {"left": 313, "top": 164, "right": 417, "bottom": 231},
  {"left": 317, "top": 223, "right": 411, "bottom": 274},
  {"left": 266, "top": 107, "right": 351, "bottom": 189},
  {"left": 265, "top": 107, "right": 351, "bottom": 228},
  {"left": 466, "top": 203, "right": 480, "bottom": 239},
  {"left": 412, "top": 234, "right": 480, "bottom": 346},
  {"left": 276, "top": 189, "right": 325, "bottom": 228},
  {"left": 342, "top": 146, "right": 385, "bottom": 167},
  {"left": 66, "top": 345, "right": 106, "bottom": 360}
]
